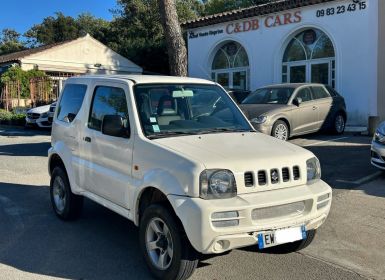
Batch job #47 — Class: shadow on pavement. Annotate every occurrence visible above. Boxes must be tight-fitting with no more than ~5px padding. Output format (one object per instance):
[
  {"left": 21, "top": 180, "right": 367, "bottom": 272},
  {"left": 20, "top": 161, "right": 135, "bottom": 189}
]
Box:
[
  {"left": 0, "top": 182, "right": 153, "bottom": 280},
  {"left": 0, "top": 142, "right": 51, "bottom": 157}
]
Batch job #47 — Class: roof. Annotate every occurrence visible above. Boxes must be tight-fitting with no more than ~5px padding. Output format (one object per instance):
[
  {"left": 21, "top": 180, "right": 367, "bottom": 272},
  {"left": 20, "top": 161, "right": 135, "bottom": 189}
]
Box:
[
  {"left": 68, "top": 74, "right": 217, "bottom": 85},
  {"left": 261, "top": 83, "right": 325, "bottom": 88},
  {"left": 182, "top": 0, "right": 337, "bottom": 29},
  {"left": 0, "top": 38, "right": 76, "bottom": 64}
]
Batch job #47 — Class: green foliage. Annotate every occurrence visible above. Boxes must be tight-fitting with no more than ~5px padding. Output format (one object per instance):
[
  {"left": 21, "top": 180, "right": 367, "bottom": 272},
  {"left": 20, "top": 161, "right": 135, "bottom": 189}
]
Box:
[
  {"left": 202, "top": 0, "right": 271, "bottom": 15},
  {"left": 0, "top": 66, "right": 48, "bottom": 98},
  {"left": 0, "top": 109, "right": 25, "bottom": 126},
  {"left": 0, "top": 28, "right": 26, "bottom": 55},
  {"left": 24, "top": 12, "right": 111, "bottom": 47}
]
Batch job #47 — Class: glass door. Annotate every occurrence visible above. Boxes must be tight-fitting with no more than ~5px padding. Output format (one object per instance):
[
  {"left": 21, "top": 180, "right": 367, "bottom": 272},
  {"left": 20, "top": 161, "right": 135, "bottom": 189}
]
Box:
[
  {"left": 289, "top": 65, "right": 306, "bottom": 83},
  {"left": 311, "top": 62, "right": 329, "bottom": 85},
  {"left": 213, "top": 69, "right": 248, "bottom": 90}
]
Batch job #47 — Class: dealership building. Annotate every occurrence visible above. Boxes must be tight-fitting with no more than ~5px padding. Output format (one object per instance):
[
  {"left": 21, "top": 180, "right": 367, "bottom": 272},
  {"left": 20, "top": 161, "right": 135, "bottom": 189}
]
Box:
[{"left": 183, "top": 0, "right": 385, "bottom": 129}]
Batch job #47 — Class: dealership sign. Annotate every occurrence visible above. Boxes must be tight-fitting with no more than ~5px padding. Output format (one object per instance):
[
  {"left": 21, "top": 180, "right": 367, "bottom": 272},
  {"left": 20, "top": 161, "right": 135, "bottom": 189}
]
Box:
[{"left": 189, "top": 10, "right": 302, "bottom": 39}]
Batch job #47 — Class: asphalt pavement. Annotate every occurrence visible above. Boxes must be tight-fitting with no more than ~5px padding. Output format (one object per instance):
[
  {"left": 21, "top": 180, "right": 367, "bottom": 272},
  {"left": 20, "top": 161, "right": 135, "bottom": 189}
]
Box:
[{"left": 0, "top": 126, "right": 384, "bottom": 280}]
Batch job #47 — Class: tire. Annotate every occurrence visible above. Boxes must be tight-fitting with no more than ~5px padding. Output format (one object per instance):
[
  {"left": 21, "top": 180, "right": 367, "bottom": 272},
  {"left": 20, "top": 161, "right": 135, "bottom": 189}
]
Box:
[
  {"left": 139, "top": 204, "right": 199, "bottom": 280},
  {"left": 271, "top": 120, "right": 290, "bottom": 141},
  {"left": 50, "top": 167, "right": 83, "bottom": 220},
  {"left": 332, "top": 113, "right": 346, "bottom": 134},
  {"left": 272, "top": 230, "right": 316, "bottom": 253}
]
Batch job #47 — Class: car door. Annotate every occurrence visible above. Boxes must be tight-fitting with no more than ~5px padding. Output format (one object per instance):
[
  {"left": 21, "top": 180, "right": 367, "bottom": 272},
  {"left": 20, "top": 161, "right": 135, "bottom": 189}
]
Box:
[
  {"left": 80, "top": 81, "right": 134, "bottom": 209},
  {"left": 291, "top": 87, "right": 319, "bottom": 135},
  {"left": 311, "top": 86, "right": 333, "bottom": 130}
]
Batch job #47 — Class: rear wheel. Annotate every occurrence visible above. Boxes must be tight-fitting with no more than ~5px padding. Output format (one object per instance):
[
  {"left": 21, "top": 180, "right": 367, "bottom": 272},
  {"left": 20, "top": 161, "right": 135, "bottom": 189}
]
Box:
[
  {"left": 50, "top": 167, "right": 83, "bottom": 220},
  {"left": 332, "top": 113, "right": 345, "bottom": 134},
  {"left": 140, "top": 204, "right": 199, "bottom": 280},
  {"left": 272, "top": 120, "right": 289, "bottom": 141}
]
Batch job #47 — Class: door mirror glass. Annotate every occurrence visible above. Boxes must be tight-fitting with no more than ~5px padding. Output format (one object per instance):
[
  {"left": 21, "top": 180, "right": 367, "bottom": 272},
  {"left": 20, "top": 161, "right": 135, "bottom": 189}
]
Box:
[
  {"left": 293, "top": 97, "right": 303, "bottom": 106},
  {"left": 101, "top": 115, "right": 130, "bottom": 138}
]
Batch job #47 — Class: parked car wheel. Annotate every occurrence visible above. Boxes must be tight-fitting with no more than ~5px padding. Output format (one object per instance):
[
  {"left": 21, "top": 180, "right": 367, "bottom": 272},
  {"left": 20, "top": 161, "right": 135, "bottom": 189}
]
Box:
[
  {"left": 333, "top": 113, "right": 346, "bottom": 134},
  {"left": 140, "top": 204, "right": 199, "bottom": 280},
  {"left": 272, "top": 120, "right": 289, "bottom": 141},
  {"left": 50, "top": 167, "right": 83, "bottom": 220},
  {"left": 271, "top": 230, "right": 316, "bottom": 253}
]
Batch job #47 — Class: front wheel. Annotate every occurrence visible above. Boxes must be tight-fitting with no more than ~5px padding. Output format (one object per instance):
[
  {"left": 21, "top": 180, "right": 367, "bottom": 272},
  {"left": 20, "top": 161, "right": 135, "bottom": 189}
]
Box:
[
  {"left": 139, "top": 204, "right": 199, "bottom": 280},
  {"left": 272, "top": 120, "right": 289, "bottom": 141}
]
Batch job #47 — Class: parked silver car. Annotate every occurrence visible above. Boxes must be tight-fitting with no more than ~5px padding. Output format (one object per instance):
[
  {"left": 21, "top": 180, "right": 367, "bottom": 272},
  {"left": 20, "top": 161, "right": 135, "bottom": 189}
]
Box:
[
  {"left": 239, "top": 84, "right": 347, "bottom": 141},
  {"left": 371, "top": 121, "right": 385, "bottom": 170}
]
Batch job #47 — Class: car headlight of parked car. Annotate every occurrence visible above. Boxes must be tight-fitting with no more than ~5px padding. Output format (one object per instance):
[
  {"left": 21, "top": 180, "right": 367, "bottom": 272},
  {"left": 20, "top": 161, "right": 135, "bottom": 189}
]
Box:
[
  {"left": 374, "top": 129, "right": 385, "bottom": 144},
  {"left": 306, "top": 157, "right": 321, "bottom": 184},
  {"left": 41, "top": 112, "right": 48, "bottom": 118},
  {"left": 251, "top": 115, "right": 267, "bottom": 124},
  {"left": 200, "top": 170, "right": 237, "bottom": 199}
]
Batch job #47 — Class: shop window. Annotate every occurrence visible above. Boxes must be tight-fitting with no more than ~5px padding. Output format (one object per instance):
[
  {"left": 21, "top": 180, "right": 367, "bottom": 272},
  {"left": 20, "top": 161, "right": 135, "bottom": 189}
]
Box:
[
  {"left": 211, "top": 41, "right": 249, "bottom": 90},
  {"left": 282, "top": 29, "right": 336, "bottom": 88}
]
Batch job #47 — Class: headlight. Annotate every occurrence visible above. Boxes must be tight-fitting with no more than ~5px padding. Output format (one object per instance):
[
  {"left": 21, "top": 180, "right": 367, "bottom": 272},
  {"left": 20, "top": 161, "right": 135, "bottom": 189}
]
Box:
[
  {"left": 374, "top": 130, "right": 385, "bottom": 144},
  {"left": 41, "top": 112, "right": 48, "bottom": 118},
  {"left": 306, "top": 157, "right": 321, "bottom": 184},
  {"left": 200, "top": 170, "right": 237, "bottom": 199},
  {"left": 251, "top": 115, "right": 267, "bottom": 124}
]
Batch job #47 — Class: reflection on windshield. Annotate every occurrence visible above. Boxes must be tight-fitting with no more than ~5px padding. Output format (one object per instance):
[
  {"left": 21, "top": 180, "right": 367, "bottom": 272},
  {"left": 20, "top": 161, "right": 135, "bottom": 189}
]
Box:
[
  {"left": 133, "top": 84, "right": 252, "bottom": 138},
  {"left": 242, "top": 88, "right": 294, "bottom": 105}
]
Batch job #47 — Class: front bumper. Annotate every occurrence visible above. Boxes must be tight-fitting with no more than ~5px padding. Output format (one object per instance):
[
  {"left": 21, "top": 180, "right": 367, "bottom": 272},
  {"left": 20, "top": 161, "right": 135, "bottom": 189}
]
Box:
[
  {"left": 168, "top": 180, "right": 332, "bottom": 254},
  {"left": 371, "top": 141, "right": 385, "bottom": 170},
  {"left": 26, "top": 117, "right": 52, "bottom": 128}
]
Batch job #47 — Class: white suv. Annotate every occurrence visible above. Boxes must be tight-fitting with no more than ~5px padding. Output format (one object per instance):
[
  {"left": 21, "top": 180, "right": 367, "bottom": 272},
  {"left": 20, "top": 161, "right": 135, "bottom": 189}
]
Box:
[{"left": 49, "top": 75, "right": 332, "bottom": 280}]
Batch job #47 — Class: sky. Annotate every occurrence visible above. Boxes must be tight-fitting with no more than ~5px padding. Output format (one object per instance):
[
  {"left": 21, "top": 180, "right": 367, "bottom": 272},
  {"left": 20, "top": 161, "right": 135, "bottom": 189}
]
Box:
[{"left": 0, "top": 0, "right": 117, "bottom": 35}]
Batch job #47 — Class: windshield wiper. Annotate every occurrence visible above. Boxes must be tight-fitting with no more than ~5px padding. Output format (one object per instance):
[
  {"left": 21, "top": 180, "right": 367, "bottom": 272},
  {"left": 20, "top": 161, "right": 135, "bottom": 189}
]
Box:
[
  {"left": 196, "top": 128, "right": 255, "bottom": 135},
  {"left": 147, "top": 131, "right": 197, "bottom": 139}
]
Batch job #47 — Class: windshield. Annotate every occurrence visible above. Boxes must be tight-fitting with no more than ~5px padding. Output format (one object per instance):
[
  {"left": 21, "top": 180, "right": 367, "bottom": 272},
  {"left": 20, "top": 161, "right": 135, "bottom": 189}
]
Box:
[
  {"left": 133, "top": 84, "right": 252, "bottom": 138},
  {"left": 242, "top": 87, "right": 295, "bottom": 105}
]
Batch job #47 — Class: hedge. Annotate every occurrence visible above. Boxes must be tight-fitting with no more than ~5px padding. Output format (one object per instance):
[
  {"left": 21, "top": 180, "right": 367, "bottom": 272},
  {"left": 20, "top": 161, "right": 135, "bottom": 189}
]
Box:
[{"left": 0, "top": 109, "right": 26, "bottom": 126}]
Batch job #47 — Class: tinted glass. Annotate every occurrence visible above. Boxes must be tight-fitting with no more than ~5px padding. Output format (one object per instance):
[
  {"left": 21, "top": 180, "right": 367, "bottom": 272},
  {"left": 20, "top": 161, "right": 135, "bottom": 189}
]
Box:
[
  {"left": 296, "top": 88, "right": 313, "bottom": 102},
  {"left": 242, "top": 88, "right": 294, "bottom": 105},
  {"left": 312, "top": 86, "right": 330, "bottom": 99},
  {"left": 133, "top": 84, "right": 252, "bottom": 138},
  {"left": 57, "top": 84, "right": 87, "bottom": 122},
  {"left": 88, "top": 86, "right": 129, "bottom": 131}
]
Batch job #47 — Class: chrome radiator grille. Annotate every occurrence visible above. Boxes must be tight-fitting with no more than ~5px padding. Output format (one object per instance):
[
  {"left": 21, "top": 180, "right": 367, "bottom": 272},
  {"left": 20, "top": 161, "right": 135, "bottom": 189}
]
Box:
[{"left": 251, "top": 201, "right": 308, "bottom": 221}]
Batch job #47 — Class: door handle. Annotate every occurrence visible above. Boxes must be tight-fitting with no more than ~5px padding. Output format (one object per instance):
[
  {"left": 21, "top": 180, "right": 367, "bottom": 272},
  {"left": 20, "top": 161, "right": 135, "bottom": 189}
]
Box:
[
  {"left": 312, "top": 106, "right": 317, "bottom": 110},
  {"left": 83, "top": 136, "right": 92, "bottom": 143}
]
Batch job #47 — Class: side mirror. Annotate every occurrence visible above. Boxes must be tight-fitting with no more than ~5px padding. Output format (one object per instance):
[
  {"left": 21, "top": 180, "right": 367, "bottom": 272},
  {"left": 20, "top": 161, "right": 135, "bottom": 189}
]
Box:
[
  {"left": 101, "top": 115, "right": 130, "bottom": 138},
  {"left": 293, "top": 97, "right": 303, "bottom": 106},
  {"left": 66, "top": 113, "right": 77, "bottom": 122}
]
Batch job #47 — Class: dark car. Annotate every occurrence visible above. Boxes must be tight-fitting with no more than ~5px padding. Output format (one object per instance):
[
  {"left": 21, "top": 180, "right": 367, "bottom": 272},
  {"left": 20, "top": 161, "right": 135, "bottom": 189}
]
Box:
[
  {"left": 239, "top": 83, "right": 347, "bottom": 141},
  {"left": 227, "top": 89, "right": 251, "bottom": 104}
]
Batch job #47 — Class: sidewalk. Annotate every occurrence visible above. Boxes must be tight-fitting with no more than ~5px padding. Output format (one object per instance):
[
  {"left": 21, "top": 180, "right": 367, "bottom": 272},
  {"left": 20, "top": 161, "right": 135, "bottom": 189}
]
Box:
[{"left": 303, "top": 178, "right": 385, "bottom": 280}]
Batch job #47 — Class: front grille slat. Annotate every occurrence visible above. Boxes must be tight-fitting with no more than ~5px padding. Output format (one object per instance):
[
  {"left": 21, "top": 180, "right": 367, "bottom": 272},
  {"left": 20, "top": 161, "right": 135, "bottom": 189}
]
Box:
[
  {"left": 244, "top": 172, "right": 254, "bottom": 187},
  {"left": 257, "top": 171, "right": 267, "bottom": 186},
  {"left": 293, "top": 166, "right": 300, "bottom": 180},
  {"left": 282, "top": 167, "right": 290, "bottom": 182}
]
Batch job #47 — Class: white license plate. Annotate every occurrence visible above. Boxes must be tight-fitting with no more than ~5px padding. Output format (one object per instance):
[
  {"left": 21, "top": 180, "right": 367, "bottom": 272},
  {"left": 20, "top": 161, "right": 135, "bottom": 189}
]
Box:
[
  {"left": 27, "top": 119, "right": 36, "bottom": 123},
  {"left": 258, "top": 226, "right": 306, "bottom": 249}
]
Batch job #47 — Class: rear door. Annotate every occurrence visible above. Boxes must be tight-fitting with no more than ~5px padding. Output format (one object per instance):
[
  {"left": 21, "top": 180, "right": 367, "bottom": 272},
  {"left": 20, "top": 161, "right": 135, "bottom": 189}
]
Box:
[
  {"left": 311, "top": 86, "right": 333, "bottom": 130},
  {"left": 291, "top": 87, "right": 319, "bottom": 135},
  {"left": 80, "top": 81, "right": 134, "bottom": 209}
]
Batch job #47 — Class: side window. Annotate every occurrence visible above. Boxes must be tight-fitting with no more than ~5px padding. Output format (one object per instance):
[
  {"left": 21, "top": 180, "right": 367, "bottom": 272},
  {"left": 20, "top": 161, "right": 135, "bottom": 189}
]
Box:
[
  {"left": 57, "top": 84, "right": 87, "bottom": 122},
  {"left": 88, "top": 86, "right": 129, "bottom": 132},
  {"left": 295, "top": 88, "right": 312, "bottom": 102},
  {"left": 312, "top": 86, "right": 330, "bottom": 99}
]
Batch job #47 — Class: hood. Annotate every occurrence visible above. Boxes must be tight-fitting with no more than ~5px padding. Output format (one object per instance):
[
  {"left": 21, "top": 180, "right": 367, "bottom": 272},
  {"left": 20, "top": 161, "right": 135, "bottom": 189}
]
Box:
[
  {"left": 239, "top": 104, "right": 288, "bottom": 119},
  {"left": 27, "top": 105, "right": 50, "bottom": 114},
  {"left": 154, "top": 132, "right": 314, "bottom": 194}
]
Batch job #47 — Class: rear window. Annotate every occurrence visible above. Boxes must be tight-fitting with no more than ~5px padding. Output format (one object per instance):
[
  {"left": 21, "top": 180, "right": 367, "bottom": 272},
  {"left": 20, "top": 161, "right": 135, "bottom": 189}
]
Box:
[{"left": 57, "top": 84, "right": 87, "bottom": 122}]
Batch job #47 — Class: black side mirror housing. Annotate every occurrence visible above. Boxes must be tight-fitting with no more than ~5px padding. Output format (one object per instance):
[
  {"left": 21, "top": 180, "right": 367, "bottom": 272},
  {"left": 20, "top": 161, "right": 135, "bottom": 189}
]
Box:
[
  {"left": 293, "top": 97, "right": 303, "bottom": 106},
  {"left": 101, "top": 115, "right": 130, "bottom": 138},
  {"left": 67, "top": 113, "right": 77, "bottom": 122}
]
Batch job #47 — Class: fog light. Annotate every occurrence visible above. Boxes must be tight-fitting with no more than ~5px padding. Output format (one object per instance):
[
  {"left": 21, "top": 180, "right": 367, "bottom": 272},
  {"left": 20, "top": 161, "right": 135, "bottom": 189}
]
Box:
[{"left": 211, "top": 211, "right": 239, "bottom": 219}]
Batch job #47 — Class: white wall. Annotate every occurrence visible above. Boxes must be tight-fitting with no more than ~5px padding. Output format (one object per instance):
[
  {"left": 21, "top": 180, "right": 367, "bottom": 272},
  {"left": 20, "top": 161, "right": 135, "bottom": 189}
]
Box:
[{"left": 187, "top": 0, "right": 377, "bottom": 126}]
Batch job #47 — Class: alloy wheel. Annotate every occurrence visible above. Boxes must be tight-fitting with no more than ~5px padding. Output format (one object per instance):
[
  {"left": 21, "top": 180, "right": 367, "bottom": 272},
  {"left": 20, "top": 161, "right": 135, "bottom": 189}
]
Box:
[
  {"left": 53, "top": 176, "right": 66, "bottom": 213},
  {"left": 335, "top": 115, "right": 345, "bottom": 133},
  {"left": 274, "top": 124, "right": 288, "bottom": 141}
]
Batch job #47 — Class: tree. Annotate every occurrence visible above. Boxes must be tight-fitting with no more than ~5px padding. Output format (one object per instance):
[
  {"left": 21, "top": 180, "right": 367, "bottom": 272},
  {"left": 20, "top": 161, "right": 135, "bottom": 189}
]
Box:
[
  {"left": 158, "top": 0, "right": 188, "bottom": 76},
  {"left": 0, "top": 29, "right": 26, "bottom": 55},
  {"left": 202, "top": 0, "right": 271, "bottom": 15}
]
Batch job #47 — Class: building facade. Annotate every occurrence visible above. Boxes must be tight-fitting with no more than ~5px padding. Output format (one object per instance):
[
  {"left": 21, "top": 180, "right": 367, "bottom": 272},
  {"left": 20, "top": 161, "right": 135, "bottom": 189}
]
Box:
[{"left": 184, "top": 0, "right": 384, "bottom": 127}]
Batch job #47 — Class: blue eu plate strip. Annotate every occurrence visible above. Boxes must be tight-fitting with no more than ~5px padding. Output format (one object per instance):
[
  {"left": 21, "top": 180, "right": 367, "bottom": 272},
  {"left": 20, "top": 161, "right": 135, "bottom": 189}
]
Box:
[
  {"left": 301, "top": 225, "right": 307, "bottom": 239},
  {"left": 258, "top": 233, "right": 264, "bottom": 249}
]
